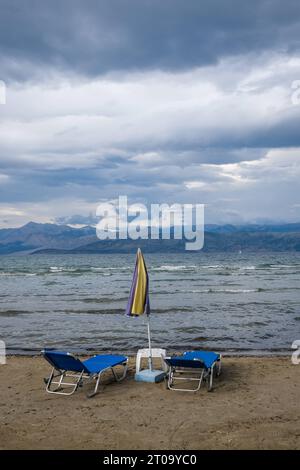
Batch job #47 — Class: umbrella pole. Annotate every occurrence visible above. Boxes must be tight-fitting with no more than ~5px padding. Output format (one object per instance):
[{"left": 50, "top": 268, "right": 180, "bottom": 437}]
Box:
[{"left": 147, "top": 315, "right": 153, "bottom": 371}]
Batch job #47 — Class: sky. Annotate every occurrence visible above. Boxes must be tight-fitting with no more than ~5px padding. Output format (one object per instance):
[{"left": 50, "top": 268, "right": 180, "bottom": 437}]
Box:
[{"left": 0, "top": 0, "right": 300, "bottom": 228}]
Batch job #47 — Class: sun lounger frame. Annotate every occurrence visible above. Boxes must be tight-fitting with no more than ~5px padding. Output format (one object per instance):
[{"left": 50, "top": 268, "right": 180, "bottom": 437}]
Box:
[
  {"left": 42, "top": 350, "right": 128, "bottom": 398},
  {"left": 164, "top": 354, "right": 221, "bottom": 392}
]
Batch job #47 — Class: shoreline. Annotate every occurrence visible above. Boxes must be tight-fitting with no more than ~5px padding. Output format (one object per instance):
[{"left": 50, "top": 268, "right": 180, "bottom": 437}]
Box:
[
  {"left": 5, "top": 350, "right": 294, "bottom": 358},
  {"left": 1, "top": 355, "right": 299, "bottom": 450}
]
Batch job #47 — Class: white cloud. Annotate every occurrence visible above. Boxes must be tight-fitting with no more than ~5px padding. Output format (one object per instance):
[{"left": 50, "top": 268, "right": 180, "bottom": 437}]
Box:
[
  {"left": 1, "top": 53, "right": 300, "bottom": 226},
  {"left": 0, "top": 198, "right": 99, "bottom": 228},
  {"left": 1, "top": 53, "right": 300, "bottom": 169},
  {"left": 0, "top": 173, "right": 9, "bottom": 183}
]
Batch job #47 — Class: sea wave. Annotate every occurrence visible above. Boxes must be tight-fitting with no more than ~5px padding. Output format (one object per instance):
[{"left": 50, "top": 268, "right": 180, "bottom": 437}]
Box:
[
  {"left": 188, "top": 288, "right": 261, "bottom": 294},
  {"left": 153, "top": 265, "right": 197, "bottom": 272},
  {"left": 0, "top": 272, "right": 38, "bottom": 276}
]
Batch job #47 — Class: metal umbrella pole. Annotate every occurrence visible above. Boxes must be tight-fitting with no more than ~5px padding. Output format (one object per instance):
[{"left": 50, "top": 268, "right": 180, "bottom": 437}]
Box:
[{"left": 147, "top": 315, "right": 153, "bottom": 371}]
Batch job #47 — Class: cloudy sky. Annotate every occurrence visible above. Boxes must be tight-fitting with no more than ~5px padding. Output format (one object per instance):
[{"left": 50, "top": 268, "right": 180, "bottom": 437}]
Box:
[{"left": 0, "top": 0, "right": 300, "bottom": 227}]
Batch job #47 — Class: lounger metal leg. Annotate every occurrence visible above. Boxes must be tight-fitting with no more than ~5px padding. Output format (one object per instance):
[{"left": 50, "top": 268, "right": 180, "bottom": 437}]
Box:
[
  {"left": 45, "top": 368, "right": 84, "bottom": 396},
  {"left": 87, "top": 360, "right": 128, "bottom": 398},
  {"left": 87, "top": 371, "right": 103, "bottom": 398},
  {"left": 111, "top": 360, "right": 128, "bottom": 382},
  {"left": 53, "top": 370, "right": 65, "bottom": 391},
  {"left": 205, "top": 359, "right": 222, "bottom": 391},
  {"left": 205, "top": 367, "right": 213, "bottom": 392},
  {"left": 166, "top": 367, "right": 205, "bottom": 392},
  {"left": 216, "top": 357, "right": 222, "bottom": 377},
  {"left": 45, "top": 367, "right": 55, "bottom": 389}
]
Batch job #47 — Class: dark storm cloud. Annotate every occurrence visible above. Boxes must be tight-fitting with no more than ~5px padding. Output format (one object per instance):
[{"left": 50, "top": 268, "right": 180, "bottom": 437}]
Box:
[{"left": 1, "top": 0, "right": 300, "bottom": 81}]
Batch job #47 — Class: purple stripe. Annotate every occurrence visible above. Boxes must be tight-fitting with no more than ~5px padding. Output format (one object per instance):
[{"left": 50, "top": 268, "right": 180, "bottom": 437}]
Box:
[
  {"left": 125, "top": 256, "right": 138, "bottom": 316},
  {"left": 143, "top": 253, "right": 150, "bottom": 316}
]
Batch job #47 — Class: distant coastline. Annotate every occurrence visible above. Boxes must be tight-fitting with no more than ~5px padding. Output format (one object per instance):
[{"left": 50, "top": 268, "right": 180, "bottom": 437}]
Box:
[{"left": 0, "top": 221, "right": 300, "bottom": 254}]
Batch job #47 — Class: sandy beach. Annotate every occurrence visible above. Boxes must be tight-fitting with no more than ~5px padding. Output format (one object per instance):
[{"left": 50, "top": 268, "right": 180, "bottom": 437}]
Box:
[{"left": 0, "top": 355, "right": 299, "bottom": 450}]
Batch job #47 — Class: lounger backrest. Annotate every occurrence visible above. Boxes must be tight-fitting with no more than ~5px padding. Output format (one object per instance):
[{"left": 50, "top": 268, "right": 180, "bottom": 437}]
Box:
[
  {"left": 164, "top": 357, "right": 206, "bottom": 369},
  {"left": 183, "top": 351, "right": 220, "bottom": 369},
  {"left": 42, "top": 350, "right": 89, "bottom": 373}
]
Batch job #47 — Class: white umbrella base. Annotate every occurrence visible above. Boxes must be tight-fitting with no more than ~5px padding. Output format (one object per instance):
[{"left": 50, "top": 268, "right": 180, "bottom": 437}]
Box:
[{"left": 134, "top": 369, "right": 166, "bottom": 383}]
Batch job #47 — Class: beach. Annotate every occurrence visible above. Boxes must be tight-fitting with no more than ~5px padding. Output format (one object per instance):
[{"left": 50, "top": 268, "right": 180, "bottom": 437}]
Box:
[{"left": 0, "top": 355, "right": 299, "bottom": 450}]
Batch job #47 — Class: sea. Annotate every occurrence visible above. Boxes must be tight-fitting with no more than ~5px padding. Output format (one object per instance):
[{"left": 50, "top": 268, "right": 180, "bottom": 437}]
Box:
[{"left": 0, "top": 252, "right": 300, "bottom": 355}]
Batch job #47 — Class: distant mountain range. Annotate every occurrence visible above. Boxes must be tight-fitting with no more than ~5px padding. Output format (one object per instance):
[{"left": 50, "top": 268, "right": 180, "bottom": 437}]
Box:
[{"left": 0, "top": 221, "right": 300, "bottom": 254}]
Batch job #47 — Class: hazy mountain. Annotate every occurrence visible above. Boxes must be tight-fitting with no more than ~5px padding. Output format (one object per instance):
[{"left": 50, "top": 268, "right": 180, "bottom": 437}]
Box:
[
  {"left": 0, "top": 222, "right": 95, "bottom": 254},
  {"left": 205, "top": 223, "right": 300, "bottom": 233},
  {"left": 0, "top": 221, "right": 300, "bottom": 254}
]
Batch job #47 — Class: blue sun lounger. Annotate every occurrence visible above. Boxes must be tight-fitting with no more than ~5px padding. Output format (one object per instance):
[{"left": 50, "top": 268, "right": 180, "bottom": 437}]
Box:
[
  {"left": 164, "top": 351, "right": 221, "bottom": 392},
  {"left": 42, "top": 349, "right": 128, "bottom": 398}
]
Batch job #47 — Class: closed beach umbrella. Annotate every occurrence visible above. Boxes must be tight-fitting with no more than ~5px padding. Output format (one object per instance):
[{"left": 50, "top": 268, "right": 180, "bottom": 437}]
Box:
[
  {"left": 126, "top": 248, "right": 150, "bottom": 317},
  {"left": 126, "top": 248, "right": 152, "bottom": 369}
]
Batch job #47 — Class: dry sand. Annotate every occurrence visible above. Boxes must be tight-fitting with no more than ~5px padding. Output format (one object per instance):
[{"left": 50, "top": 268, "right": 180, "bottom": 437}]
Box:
[{"left": 0, "top": 356, "right": 299, "bottom": 450}]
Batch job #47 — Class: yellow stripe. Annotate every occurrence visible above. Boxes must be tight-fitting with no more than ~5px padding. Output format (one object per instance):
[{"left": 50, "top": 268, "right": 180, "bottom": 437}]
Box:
[{"left": 131, "top": 251, "right": 147, "bottom": 315}]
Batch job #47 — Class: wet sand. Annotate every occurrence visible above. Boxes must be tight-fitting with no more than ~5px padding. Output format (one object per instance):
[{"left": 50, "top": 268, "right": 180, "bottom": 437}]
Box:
[{"left": 0, "top": 356, "right": 299, "bottom": 450}]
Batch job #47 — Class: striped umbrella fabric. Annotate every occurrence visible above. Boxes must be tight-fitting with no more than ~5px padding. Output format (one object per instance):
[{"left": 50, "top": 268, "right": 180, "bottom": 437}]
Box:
[{"left": 126, "top": 248, "right": 150, "bottom": 317}]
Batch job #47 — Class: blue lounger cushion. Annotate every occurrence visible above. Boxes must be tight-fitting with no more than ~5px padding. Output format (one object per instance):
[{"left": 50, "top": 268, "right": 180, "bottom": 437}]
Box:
[
  {"left": 83, "top": 355, "right": 128, "bottom": 374},
  {"left": 183, "top": 351, "right": 220, "bottom": 369},
  {"left": 43, "top": 349, "right": 127, "bottom": 374},
  {"left": 43, "top": 349, "right": 89, "bottom": 372}
]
